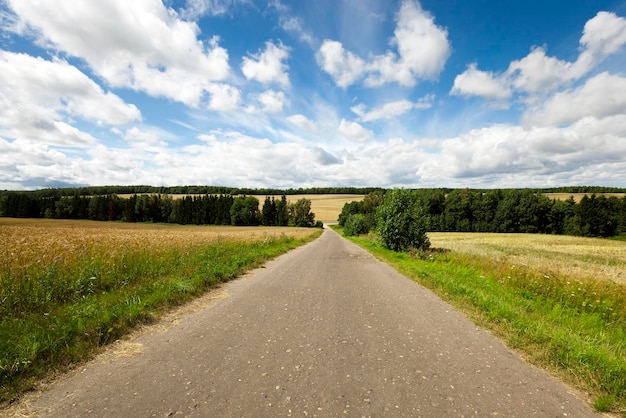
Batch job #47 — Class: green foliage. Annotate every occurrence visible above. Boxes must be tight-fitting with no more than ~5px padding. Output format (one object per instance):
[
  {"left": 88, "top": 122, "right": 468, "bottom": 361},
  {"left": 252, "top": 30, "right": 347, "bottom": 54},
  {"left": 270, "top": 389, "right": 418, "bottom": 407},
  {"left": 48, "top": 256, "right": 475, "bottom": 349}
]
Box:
[
  {"left": 289, "top": 198, "right": 315, "bottom": 227},
  {"left": 343, "top": 213, "right": 370, "bottom": 236},
  {"left": 337, "top": 191, "right": 383, "bottom": 232},
  {"left": 230, "top": 196, "right": 260, "bottom": 225},
  {"left": 261, "top": 196, "right": 278, "bottom": 226},
  {"left": 375, "top": 189, "right": 430, "bottom": 252}
]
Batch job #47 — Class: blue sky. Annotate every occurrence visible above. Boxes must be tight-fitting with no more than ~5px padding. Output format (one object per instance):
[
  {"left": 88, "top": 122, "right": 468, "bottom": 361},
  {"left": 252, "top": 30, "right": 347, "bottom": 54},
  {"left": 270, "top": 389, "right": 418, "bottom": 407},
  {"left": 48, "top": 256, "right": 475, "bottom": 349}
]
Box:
[{"left": 1, "top": 0, "right": 626, "bottom": 190}]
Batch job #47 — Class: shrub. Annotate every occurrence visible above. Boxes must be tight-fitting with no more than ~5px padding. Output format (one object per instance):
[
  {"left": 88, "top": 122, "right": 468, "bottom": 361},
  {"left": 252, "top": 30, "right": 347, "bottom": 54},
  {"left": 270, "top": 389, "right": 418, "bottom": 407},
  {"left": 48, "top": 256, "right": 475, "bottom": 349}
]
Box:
[
  {"left": 343, "top": 214, "right": 370, "bottom": 236},
  {"left": 375, "top": 189, "right": 430, "bottom": 252}
]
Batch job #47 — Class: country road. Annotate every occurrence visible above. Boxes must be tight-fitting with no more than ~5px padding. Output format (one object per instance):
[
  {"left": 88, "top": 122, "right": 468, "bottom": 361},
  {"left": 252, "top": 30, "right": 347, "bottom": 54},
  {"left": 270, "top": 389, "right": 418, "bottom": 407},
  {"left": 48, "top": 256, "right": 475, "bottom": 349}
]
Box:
[{"left": 15, "top": 227, "right": 597, "bottom": 417}]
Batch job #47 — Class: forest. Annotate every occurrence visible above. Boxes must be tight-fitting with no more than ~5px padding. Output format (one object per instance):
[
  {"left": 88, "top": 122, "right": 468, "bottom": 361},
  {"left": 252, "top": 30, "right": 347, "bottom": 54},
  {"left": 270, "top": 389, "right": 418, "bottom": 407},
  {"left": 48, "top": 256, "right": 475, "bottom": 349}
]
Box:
[
  {"left": 339, "top": 188, "right": 626, "bottom": 238},
  {"left": 2, "top": 187, "right": 625, "bottom": 237},
  {"left": 0, "top": 193, "right": 320, "bottom": 227}
]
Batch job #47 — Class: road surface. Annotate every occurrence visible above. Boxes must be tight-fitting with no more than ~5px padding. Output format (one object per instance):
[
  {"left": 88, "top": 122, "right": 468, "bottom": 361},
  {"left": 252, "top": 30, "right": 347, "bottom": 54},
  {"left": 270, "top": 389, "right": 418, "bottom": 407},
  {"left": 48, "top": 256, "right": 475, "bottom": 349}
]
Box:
[{"left": 18, "top": 228, "right": 596, "bottom": 417}]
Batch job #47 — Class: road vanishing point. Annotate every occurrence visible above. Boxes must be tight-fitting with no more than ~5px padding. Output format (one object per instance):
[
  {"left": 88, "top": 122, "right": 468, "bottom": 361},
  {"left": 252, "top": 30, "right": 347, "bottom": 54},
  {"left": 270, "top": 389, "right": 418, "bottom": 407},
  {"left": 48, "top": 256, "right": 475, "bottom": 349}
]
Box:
[{"left": 17, "top": 227, "right": 598, "bottom": 417}]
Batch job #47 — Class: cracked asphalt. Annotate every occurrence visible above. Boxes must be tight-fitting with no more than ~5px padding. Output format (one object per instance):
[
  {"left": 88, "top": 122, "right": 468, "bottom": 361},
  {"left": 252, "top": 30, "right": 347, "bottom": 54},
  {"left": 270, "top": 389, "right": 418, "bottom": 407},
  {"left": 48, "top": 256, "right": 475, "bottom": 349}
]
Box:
[{"left": 18, "top": 227, "right": 597, "bottom": 417}]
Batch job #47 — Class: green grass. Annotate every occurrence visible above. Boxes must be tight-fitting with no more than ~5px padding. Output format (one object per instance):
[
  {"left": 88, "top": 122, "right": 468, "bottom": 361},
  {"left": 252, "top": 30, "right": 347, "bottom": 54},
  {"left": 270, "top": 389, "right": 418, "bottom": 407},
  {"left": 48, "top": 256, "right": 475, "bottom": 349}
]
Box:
[
  {"left": 333, "top": 226, "right": 626, "bottom": 416},
  {"left": 0, "top": 231, "right": 321, "bottom": 406}
]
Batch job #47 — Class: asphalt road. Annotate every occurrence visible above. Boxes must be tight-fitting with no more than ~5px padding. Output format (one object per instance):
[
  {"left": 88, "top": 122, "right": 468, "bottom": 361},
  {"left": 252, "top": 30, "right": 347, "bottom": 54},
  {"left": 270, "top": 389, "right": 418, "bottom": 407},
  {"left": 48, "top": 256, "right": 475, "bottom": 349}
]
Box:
[{"left": 21, "top": 227, "right": 597, "bottom": 417}]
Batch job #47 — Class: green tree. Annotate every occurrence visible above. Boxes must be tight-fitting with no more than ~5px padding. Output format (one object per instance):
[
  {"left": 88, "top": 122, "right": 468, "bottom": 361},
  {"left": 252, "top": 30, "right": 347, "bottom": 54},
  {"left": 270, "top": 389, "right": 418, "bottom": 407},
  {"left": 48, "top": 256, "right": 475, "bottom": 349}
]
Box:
[
  {"left": 276, "top": 194, "right": 289, "bottom": 226},
  {"left": 375, "top": 189, "right": 430, "bottom": 252},
  {"left": 261, "top": 196, "right": 278, "bottom": 226},
  {"left": 230, "top": 196, "right": 260, "bottom": 226},
  {"left": 289, "top": 198, "right": 315, "bottom": 227},
  {"left": 343, "top": 214, "right": 370, "bottom": 236}
]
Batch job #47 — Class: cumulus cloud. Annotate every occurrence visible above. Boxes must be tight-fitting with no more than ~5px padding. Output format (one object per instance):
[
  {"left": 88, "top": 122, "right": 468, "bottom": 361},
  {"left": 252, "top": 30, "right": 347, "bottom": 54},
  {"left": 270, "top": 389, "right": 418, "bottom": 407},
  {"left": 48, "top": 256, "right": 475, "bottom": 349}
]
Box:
[
  {"left": 251, "top": 89, "right": 288, "bottom": 114},
  {"left": 353, "top": 96, "right": 434, "bottom": 122},
  {"left": 206, "top": 83, "right": 241, "bottom": 111},
  {"left": 337, "top": 119, "right": 374, "bottom": 142},
  {"left": 317, "top": 0, "right": 450, "bottom": 88},
  {"left": 452, "top": 11, "right": 626, "bottom": 102},
  {"left": 451, "top": 63, "right": 512, "bottom": 100},
  {"left": 317, "top": 40, "right": 366, "bottom": 89},
  {"left": 523, "top": 72, "right": 626, "bottom": 127},
  {"left": 241, "top": 41, "right": 290, "bottom": 87},
  {"left": 365, "top": 0, "right": 450, "bottom": 87},
  {"left": 5, "top": 0, "right": 231, "bottom": 107},
  {"left": 0, "top": 51, "right": 140, "bottom": 147}
]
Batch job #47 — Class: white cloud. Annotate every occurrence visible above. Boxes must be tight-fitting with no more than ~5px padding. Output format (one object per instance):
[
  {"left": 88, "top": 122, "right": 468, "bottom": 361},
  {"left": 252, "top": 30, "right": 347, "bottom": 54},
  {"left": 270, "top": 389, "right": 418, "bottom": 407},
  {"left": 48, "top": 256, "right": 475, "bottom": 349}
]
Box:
[
  {"left": 366, "top": 0, "right": 450, "bottom": 87},
  {"left": 316, "top": 40, "right": 366, "bottom": 89},
  {"left": 5, "top": 0, "right": 231, "bottom": 107},
  {"left": 354, "top": 96, "right": 434, "bottom": 122},
  {"left": 287, "top": 114, "right": 317, "bottom": 132},
  {"left": 254, "top": 90, "right": 288, "bottom": 114},
  {"left": 318, "top": 0, "right": 450, "bottom": 88},
  {"left": 241, "top": 41, "right": 290, "bottom": 87},
  {"left": 181, "top": 0, "right": 250, "bottom": 19},
  {"left": 0, "top": 51, "right": 140, "bottom": 147},
  {"left": 580, "top": 11, "right": 626, "bottom": 57},
  {"left": 416, "top": 116, "right": 626, "bottom": 185},
  {"left": 206, "top": 83, "right": 241, "bottom": 111},
  {"left": 523, "top": 72, "right": 626, "bottom": 127},
  {"left": 337, "top": 119, "right": 374, "bottom": 142},
  {"left": 451, "top": 64, "right": 510, "bottom": 100},
  {"left": 453, "top": 11, "right": 626, "bottom": 102}
]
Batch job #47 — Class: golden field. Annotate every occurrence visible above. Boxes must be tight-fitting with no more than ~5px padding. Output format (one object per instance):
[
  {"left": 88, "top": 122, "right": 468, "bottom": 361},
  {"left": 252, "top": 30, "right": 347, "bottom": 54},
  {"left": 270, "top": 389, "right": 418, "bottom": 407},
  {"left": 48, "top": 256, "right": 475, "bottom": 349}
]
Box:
[
  {"left": 544, "top": 192, "right": 625, "bottom": 202},
  {"left": 0, "top": 218, "right": 317, "bottom": 275},
  {"left": 429, "top": 232, "right": 626, "bottom": 285}
]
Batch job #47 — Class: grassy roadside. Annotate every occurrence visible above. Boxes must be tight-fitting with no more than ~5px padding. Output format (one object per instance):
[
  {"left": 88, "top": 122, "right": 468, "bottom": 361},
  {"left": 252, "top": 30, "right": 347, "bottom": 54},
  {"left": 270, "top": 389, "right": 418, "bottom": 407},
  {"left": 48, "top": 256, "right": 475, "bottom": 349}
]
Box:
[
  {"left": 1, "top": 228, "right": 321, "bottom": 406},
  {"left": 332, "top": 226, "right": 626, "bottom": 415}
]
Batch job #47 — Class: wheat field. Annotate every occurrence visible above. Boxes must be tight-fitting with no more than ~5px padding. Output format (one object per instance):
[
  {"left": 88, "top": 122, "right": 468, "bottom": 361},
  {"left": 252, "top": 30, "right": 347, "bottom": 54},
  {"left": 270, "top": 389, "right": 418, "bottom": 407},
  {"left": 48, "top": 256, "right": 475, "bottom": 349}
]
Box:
[
  {"left": 429, "top": 232, "right": 626, "bottom": 285},
  {"left": 0, "top": 218, "right": 315, "bottom": 272}
]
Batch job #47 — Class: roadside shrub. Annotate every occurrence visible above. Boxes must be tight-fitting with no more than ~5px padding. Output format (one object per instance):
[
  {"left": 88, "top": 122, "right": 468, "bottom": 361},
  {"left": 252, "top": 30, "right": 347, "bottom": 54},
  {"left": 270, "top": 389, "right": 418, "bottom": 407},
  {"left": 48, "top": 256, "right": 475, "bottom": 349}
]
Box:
[
  {"left": 343, "top": 214, "right": 370, "bottom": 236},
  {"left": 376, "top": 189, "right": 430, "bottom": 252}
]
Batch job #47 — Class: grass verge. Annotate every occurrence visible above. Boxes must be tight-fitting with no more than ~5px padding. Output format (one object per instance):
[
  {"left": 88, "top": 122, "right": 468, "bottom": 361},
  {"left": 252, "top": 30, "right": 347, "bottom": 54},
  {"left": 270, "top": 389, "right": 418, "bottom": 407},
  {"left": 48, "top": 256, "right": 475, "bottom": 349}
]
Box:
[
  {"left": 332, "top": 226, "right": 626, "bottom": 415},
  {"left": 1, "top": 229, "right": 321, "bottom": 406}
]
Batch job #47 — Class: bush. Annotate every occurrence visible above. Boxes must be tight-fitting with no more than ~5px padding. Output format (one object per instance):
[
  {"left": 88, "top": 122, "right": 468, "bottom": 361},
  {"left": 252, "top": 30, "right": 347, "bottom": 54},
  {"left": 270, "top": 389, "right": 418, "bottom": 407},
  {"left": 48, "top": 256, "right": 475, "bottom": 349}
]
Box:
[
  {"left": 343, "top": 214, "right": 370, "bottom": 236},
  {"left": 375, "top": 189, "right": 430, "bottom": 252}
]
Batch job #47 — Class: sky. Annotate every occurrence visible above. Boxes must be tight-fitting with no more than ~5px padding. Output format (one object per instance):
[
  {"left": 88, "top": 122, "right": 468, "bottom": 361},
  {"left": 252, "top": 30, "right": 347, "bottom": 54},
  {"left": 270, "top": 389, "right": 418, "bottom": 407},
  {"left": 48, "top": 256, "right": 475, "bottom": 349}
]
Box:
[{"left": 1, "top": 0, "right": 626, "bottom": 190}]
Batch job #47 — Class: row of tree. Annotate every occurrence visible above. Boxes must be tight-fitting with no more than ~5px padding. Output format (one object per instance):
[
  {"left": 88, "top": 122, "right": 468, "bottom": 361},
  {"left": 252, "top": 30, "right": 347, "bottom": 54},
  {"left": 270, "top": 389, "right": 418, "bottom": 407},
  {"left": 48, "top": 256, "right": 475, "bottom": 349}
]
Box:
[
  {"left": 0, "top": 185, "right": 385, "bottom": 199},
  {"left": 339, "top": 189, "right": 626, "bottom": 239},
  {"left": 0, "top": 193, "right": 320, "bottom": 227}
]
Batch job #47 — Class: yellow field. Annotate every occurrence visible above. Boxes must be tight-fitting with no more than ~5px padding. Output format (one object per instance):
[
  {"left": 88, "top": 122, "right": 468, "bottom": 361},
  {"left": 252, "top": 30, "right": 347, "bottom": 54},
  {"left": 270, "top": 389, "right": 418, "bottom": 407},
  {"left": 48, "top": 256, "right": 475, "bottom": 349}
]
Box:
[
  {"left": 544, "top": 192, "right": 625, "bottom": 202},
  {"left": 0, "top": 218, "right": 317, "bottom": 273},
  {"left": 429, "top": 232, "right": 626, "bottom": 285}
]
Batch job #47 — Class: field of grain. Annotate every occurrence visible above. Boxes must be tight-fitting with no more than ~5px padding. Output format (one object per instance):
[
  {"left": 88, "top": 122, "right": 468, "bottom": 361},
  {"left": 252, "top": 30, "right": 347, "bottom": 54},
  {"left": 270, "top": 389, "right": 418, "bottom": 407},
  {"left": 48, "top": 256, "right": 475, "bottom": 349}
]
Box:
[
  {"left": 0, "top": 218, "right": 321, "bottom": 403},
  {"left": 0, "top": 218, "right": 315, "bottom": 271},
  {"left": 545, "top": 192, "right": 625, "bottom": 202},
  {"left": 429, "top": 232, "right": 626, "bottom": 285}
]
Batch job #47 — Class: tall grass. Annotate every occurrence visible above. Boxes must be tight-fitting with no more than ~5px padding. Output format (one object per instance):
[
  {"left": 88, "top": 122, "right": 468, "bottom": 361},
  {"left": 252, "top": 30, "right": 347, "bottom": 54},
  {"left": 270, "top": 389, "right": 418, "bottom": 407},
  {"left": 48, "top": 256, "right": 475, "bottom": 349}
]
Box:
[
  {"left": 337, "top": 228, "right": 626, "bottom": 415},
  {"left": 0, "top": 220, "right": 320, "bottom": 405}
]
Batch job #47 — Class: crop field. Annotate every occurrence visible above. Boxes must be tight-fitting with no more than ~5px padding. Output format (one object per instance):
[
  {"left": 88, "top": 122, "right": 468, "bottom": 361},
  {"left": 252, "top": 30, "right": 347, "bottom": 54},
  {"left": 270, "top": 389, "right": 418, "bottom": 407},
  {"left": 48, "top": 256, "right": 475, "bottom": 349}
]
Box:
[
  {"left": 0, "top": 218, "right": 320, "bottom": 404},
  {"left": 544, "top": 192, "right": 626, "bottom": 202},
  {"left": 429, "top": 232, "right": 626, "bottom": 285}
]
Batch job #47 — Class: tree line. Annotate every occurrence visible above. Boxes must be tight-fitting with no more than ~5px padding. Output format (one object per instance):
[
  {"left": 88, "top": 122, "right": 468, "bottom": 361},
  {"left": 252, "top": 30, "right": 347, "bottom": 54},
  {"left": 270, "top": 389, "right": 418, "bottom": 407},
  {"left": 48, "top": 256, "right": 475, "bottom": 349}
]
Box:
[
  {"left": 0, "top": 193, "right": 321, "bottom": 227},
  {"left": 340, "top": 188, "right": 626, "bottom": 240},
  {"left": 0, "top": 185, "right": 385, "bottom": 199}
]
